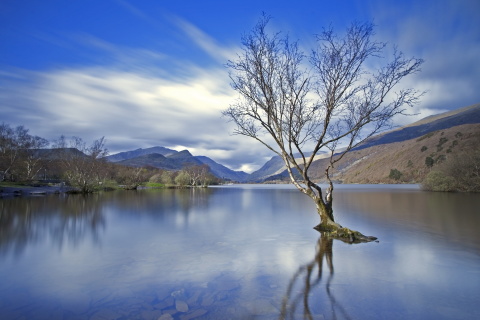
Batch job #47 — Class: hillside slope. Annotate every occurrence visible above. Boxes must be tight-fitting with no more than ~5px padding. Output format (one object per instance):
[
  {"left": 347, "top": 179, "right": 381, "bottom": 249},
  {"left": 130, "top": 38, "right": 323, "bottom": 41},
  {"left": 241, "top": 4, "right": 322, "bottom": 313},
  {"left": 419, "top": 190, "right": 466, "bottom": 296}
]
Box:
[
  {"left": 313, "top": 123, "right": 480, "bottom": 183},
  {"left": 355, "top": 103, "right": 480, "bottom": 150},
  {"left": 255, "top": 103, "right": 480, "bottom": 183}
]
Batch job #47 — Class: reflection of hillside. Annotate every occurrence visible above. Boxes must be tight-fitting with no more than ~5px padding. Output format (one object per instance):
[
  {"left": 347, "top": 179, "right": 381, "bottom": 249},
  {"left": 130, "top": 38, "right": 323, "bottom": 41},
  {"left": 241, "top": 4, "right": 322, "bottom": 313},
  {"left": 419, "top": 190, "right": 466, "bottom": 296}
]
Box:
[
  {"left": 280, "top": 235, "right": 352, "bottom": 320},
  {"left": 335, "top": 190, "right": 480, "bottom": 251},
  {"left": 0, "top": 194, "right": 105, "bottom": 257}
]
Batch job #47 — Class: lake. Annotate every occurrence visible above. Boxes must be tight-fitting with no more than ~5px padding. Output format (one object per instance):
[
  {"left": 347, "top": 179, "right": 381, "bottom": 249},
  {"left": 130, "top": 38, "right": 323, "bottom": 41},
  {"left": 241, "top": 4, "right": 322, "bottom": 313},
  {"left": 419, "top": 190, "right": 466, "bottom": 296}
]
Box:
[{"left": 0, "top": 184, "right": 479, "bottom": 320}]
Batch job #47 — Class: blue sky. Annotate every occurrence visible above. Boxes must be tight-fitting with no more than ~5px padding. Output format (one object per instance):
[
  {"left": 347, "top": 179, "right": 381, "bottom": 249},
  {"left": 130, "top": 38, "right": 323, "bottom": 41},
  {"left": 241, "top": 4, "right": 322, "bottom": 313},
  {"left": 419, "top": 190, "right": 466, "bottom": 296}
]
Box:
[{"left": 1, "top": 0, "right": 479, "bottom": 172}]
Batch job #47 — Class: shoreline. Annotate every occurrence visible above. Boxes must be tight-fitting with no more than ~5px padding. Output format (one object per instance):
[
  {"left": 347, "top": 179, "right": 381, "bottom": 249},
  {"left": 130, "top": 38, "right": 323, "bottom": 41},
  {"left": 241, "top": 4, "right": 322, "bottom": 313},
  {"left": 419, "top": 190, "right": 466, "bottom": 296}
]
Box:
[{"left": 0, "top": 185, "right": 68, "bottom": 198}]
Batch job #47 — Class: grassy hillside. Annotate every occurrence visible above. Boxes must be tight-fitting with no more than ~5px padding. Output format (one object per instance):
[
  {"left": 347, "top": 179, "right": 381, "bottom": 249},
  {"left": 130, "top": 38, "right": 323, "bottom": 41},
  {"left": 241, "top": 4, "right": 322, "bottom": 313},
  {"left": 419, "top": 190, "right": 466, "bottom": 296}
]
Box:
[{"left": 309, "top": 123, "right": 480, "bottom": 183}]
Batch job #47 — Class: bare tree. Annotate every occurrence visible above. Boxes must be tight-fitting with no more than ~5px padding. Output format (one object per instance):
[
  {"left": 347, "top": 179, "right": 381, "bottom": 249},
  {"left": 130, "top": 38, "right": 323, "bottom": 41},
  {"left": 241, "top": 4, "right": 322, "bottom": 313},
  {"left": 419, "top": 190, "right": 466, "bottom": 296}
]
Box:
[
  {"left": 0, "top": 123, "right": 28, "bottom": 180},
  {"left": 54, "top": 135, "right": 109, "bottom": 193},
  {"left": 224, "top": 15, "right": 423, "bottom": 241},
  {"left": 184, "top": 164, "right": 211, "bottom": 187},
  {"left": 116, "top": 165, "right": 150, "bottom": 190},
  {"left": 0, "top": 123, "right": 48, "bottom": 181},
  {"left": 20, "top": 135, "right": 49, "bottom": 180}
]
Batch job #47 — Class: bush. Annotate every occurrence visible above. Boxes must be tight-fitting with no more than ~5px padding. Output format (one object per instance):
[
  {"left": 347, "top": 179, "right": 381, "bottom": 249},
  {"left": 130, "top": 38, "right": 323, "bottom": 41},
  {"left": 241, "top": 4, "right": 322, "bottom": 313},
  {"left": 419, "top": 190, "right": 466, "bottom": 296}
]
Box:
[
  {"left": 425, "top": 156, "right": 434, "bottom": 168},
  {"left": 389, "top": 169, "right": 403, "bottom": 181},
  {"left": 422, "top": 171, "right": 456, "bottom": 192},
  {"left": 422, "top": 147, "right": 480, "bottom": 192}
]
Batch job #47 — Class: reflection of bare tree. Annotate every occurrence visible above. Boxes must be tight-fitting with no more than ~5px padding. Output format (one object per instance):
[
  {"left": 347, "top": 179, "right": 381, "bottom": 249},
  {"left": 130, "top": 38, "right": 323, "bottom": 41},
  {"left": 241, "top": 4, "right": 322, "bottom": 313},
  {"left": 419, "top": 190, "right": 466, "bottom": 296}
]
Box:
[
  {"left": 280, "top": 234, "right": 352, "bottom": 320},
  {"left": 0, "top": 194, "right": 105, "bottom": 257}
]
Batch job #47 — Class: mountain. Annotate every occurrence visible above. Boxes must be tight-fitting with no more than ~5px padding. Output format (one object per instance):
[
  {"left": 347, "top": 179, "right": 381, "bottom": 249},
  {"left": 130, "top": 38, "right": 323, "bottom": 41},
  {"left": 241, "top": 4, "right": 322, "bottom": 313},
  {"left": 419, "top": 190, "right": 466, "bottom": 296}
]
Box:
[
  {"left": 247, "top": 156, "right": 286, "bottom": 182},
  {"left": 251, "top": 103, "right": 480, "bottom": 183},
  {"left": 195, "top": 156, "right": 249, "bottom": 182},
  {"left": 107, "top": 146, "right": 177, "bottom": 162},
  {"left": 109, "top": 148, "right": 248, "bottom": 182},
  {"left": 247, "top": 151, "right": 328, "bottom": 182},
  {"left": 354, "top": 103, "right": 480, "bottom": 150},
  {"left": 117, "top": 149, "right": 203, "bottom": 170}
]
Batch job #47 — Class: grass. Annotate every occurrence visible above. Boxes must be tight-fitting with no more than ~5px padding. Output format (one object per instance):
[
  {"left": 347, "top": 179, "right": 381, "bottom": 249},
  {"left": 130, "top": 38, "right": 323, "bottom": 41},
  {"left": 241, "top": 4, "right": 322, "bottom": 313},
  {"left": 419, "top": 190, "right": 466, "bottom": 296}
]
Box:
[
  {"left": 144, "top": 182, "right": 166, "bottom": 188},
  {"left": 0, "top": 181, "right": 29, "bottom": 188}
]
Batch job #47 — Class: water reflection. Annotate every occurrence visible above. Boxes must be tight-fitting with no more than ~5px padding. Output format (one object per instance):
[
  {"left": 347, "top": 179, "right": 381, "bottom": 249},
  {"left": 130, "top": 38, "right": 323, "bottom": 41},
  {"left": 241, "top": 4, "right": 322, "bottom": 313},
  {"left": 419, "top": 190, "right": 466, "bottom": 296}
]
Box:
[
  {"left": 0, "top": 194, "right": 105, "bottom": 257},
  {"left": 280, "top": 235, "right": 352, "bottom": 320},
  {"left": 0, "top": 188, "right": 217, "bottom": 259},
  {"left": 0, "top": 185, "right": 479, "bottom": 319}
]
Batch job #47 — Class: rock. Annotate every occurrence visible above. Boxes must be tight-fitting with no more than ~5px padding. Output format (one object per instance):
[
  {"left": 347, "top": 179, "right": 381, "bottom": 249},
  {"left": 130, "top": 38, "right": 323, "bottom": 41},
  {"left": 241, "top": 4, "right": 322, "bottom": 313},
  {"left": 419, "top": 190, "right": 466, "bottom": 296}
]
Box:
[
  {"left": 154, "top": 297, "right": 174, "bottom": 310},
  {"left": 243, "top": 299, "right": 277, "bottom": 315},
  {"left": 157, "top": 314, "right": 174, "bottom": 320},
  {"left": 171, "top": 289, "right": 185, "bottom": 298},
  {"left": 200, "top": 293, "right": 215, "bottom": 307},
  {"left": 179, "top": 309, "right": 208, "bottom": 320},
  {"left": 175, "top": 300, "right": 189, "bottom": 312},
  {"left": 141, "top": 309, "right": 163, "bottom": 319}
]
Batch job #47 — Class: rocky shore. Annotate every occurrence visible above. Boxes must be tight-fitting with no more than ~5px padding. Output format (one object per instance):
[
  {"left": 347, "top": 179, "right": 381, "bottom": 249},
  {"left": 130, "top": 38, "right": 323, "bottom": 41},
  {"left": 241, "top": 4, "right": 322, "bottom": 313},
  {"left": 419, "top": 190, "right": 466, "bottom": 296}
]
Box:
[{"left": 0, "top": 184, "right": 68, "bottom": 198}]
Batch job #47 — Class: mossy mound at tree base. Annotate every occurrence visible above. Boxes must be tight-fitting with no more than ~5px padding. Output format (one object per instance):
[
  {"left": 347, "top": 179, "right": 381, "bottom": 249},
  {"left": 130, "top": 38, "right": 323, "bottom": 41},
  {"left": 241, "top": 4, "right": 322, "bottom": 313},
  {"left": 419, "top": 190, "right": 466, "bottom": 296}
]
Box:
[{"left": 314, "top": 224, "right": 378, "bottom": 244}]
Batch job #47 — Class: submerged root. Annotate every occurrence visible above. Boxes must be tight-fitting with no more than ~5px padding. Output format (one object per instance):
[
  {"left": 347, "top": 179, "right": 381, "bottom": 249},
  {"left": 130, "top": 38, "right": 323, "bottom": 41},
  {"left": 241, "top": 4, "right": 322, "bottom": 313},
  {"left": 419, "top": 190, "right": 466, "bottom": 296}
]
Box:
[{"left": 314, "top": 224, "right": 378, "bottom": 244}]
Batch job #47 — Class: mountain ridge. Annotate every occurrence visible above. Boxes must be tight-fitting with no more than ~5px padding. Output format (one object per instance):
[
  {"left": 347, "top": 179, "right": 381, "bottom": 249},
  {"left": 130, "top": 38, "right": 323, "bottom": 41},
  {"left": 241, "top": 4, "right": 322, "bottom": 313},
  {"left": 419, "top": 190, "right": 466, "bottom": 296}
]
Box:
[{"left": 109, "top": 148, "right": 249, "bottom": 182}]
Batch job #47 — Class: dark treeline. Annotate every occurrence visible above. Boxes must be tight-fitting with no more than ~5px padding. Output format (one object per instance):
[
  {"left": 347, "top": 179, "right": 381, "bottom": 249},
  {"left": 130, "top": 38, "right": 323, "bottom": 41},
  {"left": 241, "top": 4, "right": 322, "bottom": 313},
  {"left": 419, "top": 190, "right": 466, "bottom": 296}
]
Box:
[{"left": 0, "top": 123, "right": 220, "bottom": 193}]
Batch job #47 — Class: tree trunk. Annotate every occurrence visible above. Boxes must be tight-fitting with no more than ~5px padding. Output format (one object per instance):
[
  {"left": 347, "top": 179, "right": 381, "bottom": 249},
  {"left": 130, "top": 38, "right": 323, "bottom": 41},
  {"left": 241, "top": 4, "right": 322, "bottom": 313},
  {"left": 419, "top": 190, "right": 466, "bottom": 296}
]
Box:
[
  {"left": 311, "top": 194, "right": 378, "bottom": 243},
  {"left": 314, "top": 197, "right": 342, "bottom": 232}
]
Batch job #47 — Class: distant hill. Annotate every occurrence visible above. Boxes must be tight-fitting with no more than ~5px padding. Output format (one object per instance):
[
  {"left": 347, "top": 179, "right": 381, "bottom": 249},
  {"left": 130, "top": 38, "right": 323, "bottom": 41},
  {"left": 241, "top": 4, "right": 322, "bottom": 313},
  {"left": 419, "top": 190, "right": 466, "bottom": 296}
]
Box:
[
  {"left": 247, "top": 151, "right": 328, "bottom": 182},
  {"left": 117, "top": 149, "right": 202, "bottom": 170},
  {"left": 251, "top": 103, "right": 480, "bottom": 183},
  {"left": 247, "top": 156, "right": 285, "bottom": 182},
  {"left": 107, "top": 146, "right": 177, "bottom": 162},
  {"left": 195, "top": 156, "right": 249, "bottom": 182},
  {"left": 34, "top": 148, "right": 87, "bottom": 160},
  {"left": 109, "top": 147, "right": 248, "bottom": 182},
  {"left": 354, "top": 103, "right": 480, "bottom": 150}
]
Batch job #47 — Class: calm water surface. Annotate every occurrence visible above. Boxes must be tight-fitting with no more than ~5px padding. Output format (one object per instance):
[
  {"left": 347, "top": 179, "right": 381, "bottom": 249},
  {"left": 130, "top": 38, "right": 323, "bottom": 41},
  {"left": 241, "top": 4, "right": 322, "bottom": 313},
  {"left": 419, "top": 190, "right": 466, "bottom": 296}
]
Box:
[{"left": 0, "top": 184, "right": 479, "bottom": 319}]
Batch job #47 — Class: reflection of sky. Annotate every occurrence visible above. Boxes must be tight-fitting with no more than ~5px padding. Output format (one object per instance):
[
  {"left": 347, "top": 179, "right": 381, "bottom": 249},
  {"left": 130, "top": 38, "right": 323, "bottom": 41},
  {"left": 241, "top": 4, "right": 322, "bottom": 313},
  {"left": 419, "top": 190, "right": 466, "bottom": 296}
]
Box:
[{"left": 1, "top": 185, "right": 479, "bottom": 318}]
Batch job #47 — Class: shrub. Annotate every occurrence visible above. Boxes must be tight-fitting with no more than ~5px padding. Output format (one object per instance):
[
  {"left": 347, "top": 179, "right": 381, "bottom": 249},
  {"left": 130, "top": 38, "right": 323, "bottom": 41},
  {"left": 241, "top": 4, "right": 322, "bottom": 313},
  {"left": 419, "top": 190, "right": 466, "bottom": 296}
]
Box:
[
  {"left": 425, "top": 156, "right": 434, "bottom": 168},
  {"left": 389, "top": 169, "right": 403, "bottom": 181},
  {"left": 422, "top": 171, "right": 456, "bottom": 192},
  {"left": 421, "top": 147, "right": 480, "bottom": 192},
  {"left": 421, "top": 146, "right": 428, "bottom": 152}
]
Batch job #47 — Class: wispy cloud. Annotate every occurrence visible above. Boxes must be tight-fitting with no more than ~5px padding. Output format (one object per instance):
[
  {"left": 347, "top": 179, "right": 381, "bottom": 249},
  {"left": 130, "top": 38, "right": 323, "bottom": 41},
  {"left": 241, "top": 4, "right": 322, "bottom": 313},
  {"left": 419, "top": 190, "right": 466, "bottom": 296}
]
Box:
[
  {"left": 372, "top": 0, "right": 480, "bottom": 115},
  {"left": 171, "top": 16, "right": 237, "bottom": 62}
]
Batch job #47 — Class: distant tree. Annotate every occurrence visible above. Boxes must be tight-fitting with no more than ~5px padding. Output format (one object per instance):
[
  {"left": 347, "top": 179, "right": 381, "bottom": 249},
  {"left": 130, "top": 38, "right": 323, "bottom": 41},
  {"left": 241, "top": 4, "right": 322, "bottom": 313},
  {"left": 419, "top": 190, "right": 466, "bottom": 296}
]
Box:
[
  {"left": 53, "top": 135, "right": 109, "bottom": 193},
  {"left": 116, "top": 166, "right": 149, "bottom": 190},
  {"left": 0, "top": 123, "right": 27, "bottom": 180},
  {"left": 0, "top": 123, "right": 49, "bottom": 181},
  {"left": 174, "top": 171, "right": 191, "bottom": 187},
  {"left": 183, "top": 164, "right": 210, "bottom": 187},
  {"left": 224, "top": 15, "right": 423, "bottom": 241},
  {"left": 160, "top": 170, "right": 175, "bottom": 185},
  {"left": 20, "top": 135, "right": 49, "bottom": 180}
]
